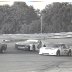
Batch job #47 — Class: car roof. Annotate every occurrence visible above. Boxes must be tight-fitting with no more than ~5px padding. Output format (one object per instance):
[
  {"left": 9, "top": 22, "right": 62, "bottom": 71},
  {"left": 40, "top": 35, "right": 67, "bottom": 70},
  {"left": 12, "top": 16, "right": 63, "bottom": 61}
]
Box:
[{"left": 26, "top": 39, "right": 39, "bottom": 42}]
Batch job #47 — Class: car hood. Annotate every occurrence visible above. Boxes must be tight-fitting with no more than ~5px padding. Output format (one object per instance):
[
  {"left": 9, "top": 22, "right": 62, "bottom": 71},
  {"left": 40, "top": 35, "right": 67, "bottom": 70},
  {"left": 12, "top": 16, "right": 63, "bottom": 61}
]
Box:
[
  {"left": 16, "top": 41, "right": 38, "bottom": 45},
  {"left": 40, "top": 47, "right": 59, "bottom": 50},
  {"left": 16, "top": 41, "right": 29, "bottom": 45}
]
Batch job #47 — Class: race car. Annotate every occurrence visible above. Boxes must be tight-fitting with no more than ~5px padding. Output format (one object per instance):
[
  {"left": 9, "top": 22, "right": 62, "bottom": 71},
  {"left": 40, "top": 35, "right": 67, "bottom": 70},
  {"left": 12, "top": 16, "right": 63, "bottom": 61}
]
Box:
[
  {"left": 39, "top": 44, "right": 71, "bottom": 56},
  {"left": 15, "top": 39, "right": 42, "bottom": 51}
]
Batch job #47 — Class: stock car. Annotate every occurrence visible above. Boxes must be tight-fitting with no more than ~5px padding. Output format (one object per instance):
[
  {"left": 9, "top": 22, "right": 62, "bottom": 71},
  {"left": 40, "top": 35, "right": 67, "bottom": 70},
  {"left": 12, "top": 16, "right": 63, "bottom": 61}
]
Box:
[
  {"left": 15, "top": 39, "right": 42, "bottom": 51},
  {"left": 39, "top": 44, "right": 72, "bottom": 56}
]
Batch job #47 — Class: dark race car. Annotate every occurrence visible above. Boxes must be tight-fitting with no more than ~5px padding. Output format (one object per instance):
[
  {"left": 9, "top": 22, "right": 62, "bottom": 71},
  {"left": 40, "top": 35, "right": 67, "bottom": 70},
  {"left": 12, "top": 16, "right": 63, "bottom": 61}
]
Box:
[{"left": 15, "top": 39, "right": 42, "bottom": 51}]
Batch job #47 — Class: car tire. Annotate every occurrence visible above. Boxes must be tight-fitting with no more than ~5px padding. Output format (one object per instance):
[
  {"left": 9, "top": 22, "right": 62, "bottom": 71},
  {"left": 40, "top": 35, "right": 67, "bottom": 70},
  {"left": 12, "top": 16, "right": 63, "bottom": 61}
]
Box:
[
  {"left": 56, "top": 50, "right": 60, "bottom": 56},
  {"left": 68, "top": 50, "right": 71, "bottom": 56},
  {"left": 1, "top": 49, "right": 5, "bottom": 53},
  {"left": 1, "top": 46, "right": 6, "bottom": 53},
  {"left": 15, "top": 44, "right": 19, "bottom": 50},
  {"left": 15, "top": 44, "right": 17, "bottom": 48},
  {"left": 28, "top": 46, "right": 30, "bottom": 51}
]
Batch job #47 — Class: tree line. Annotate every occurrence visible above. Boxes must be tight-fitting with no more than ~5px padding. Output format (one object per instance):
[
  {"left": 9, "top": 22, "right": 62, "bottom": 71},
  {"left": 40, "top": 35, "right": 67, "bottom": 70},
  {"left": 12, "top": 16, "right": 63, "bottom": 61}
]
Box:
[{"left": 0, "top": 2, "right": 72, "bottom": 34}]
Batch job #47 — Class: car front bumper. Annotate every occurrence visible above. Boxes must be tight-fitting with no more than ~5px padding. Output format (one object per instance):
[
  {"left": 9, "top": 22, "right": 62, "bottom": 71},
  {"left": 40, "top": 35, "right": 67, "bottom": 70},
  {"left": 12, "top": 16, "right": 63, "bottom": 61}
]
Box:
[{"left": 39, "top": 50, "right": 57, "bottom": 55}]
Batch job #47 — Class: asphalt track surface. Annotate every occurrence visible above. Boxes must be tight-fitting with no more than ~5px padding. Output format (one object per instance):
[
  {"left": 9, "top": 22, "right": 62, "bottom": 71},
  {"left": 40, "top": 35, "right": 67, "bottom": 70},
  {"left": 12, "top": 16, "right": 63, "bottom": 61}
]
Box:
[{"left": 0, "top": 42, "right": 72, "bottom": 72}]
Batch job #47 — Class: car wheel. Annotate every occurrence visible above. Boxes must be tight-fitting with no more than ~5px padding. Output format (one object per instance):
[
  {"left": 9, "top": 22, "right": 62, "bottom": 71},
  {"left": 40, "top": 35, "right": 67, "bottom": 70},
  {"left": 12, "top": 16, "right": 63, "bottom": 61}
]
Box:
[
  {"left": 1, "top": 46, "right": 6, "bottom": 53},
  {"left": 56, "top": 50, "right": 60, "bottom": 56},
  {"left": 1, "top": 49, "right": 5, "bottom": 53},
  {"left": 0, "top": 46, "right": 7, "bottom": 53},
  {"left": 15, "top": 44, "right": 19, "bottom": 50},
  {"left": 28, "top": 46, "right": 30, "bottom": 51},
  {"left": 15, "top": 44, "right": 17, "bottom": 48},
  {"left": 68, "top": 50, "right": 71, "bottom": 56}
]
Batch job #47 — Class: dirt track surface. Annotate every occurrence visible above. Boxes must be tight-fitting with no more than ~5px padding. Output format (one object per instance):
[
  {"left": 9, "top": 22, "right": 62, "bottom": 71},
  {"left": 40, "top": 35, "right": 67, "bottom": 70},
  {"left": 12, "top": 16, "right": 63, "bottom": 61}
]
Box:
[
  {"left": 0, "top": 42, "right": 72, "bottom": 72},
  {"left": 0, "top": 53, "right": 72, "bottom": 72}
]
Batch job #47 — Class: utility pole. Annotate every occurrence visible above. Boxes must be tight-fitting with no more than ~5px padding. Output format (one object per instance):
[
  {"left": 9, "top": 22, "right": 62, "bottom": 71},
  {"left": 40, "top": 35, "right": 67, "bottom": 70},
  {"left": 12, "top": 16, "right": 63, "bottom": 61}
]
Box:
[
  {"left": 40, "top": 12, "right": 43, "bottom": 33},
  {"left": 40, "top": 10, "right": 46, "bottom": 33},
  {"left": 29, "top": 0, "right": 43, "bottom": 33}
]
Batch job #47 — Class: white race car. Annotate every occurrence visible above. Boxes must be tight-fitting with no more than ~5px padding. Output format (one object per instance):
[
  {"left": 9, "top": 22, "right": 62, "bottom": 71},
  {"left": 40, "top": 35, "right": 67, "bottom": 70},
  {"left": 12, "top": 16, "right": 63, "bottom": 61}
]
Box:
[
  {"left": 15, "top": 39, "right": 42, "bottom": 51},
  {"left": 39, "top": 44, "right": 71, "bottom": 56}
]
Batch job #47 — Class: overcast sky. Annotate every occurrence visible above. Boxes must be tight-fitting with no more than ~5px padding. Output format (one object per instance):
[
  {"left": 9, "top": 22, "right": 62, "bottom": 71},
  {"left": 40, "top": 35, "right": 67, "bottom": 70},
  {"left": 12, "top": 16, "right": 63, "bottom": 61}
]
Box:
[{"left": 0, "top": 0, "right": 72, "bottom": 10}]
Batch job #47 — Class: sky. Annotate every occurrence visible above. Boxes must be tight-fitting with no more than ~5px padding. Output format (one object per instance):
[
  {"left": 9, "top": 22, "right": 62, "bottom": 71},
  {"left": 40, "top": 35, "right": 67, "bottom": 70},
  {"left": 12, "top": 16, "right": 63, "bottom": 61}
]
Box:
[{"left": 0, "top": 0, "right": 72, "bottom": 10}]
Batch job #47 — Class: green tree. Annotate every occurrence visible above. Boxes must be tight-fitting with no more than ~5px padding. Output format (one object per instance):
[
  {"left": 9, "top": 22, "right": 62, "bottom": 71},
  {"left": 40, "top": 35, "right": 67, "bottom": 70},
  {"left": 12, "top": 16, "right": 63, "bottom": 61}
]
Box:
[{"left": 43, "top": 2, "right": 72, "bottom": 32}]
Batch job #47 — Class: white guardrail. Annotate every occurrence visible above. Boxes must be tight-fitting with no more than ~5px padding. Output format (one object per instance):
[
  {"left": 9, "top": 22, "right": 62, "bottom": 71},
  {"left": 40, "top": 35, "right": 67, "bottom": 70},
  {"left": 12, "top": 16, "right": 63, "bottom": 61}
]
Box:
[
  {"left": 1, "top": 32, "right": 72, "bottom": 39},
  {"left": 48, "top": 32, "right": 72, "bottom": 39}
]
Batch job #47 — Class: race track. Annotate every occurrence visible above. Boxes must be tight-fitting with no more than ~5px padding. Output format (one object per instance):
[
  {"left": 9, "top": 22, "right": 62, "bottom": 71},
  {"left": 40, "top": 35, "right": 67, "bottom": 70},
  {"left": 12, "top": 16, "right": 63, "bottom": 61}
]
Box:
[{"left": 0, "top": 42, "right": 72, "bottom": 72}]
